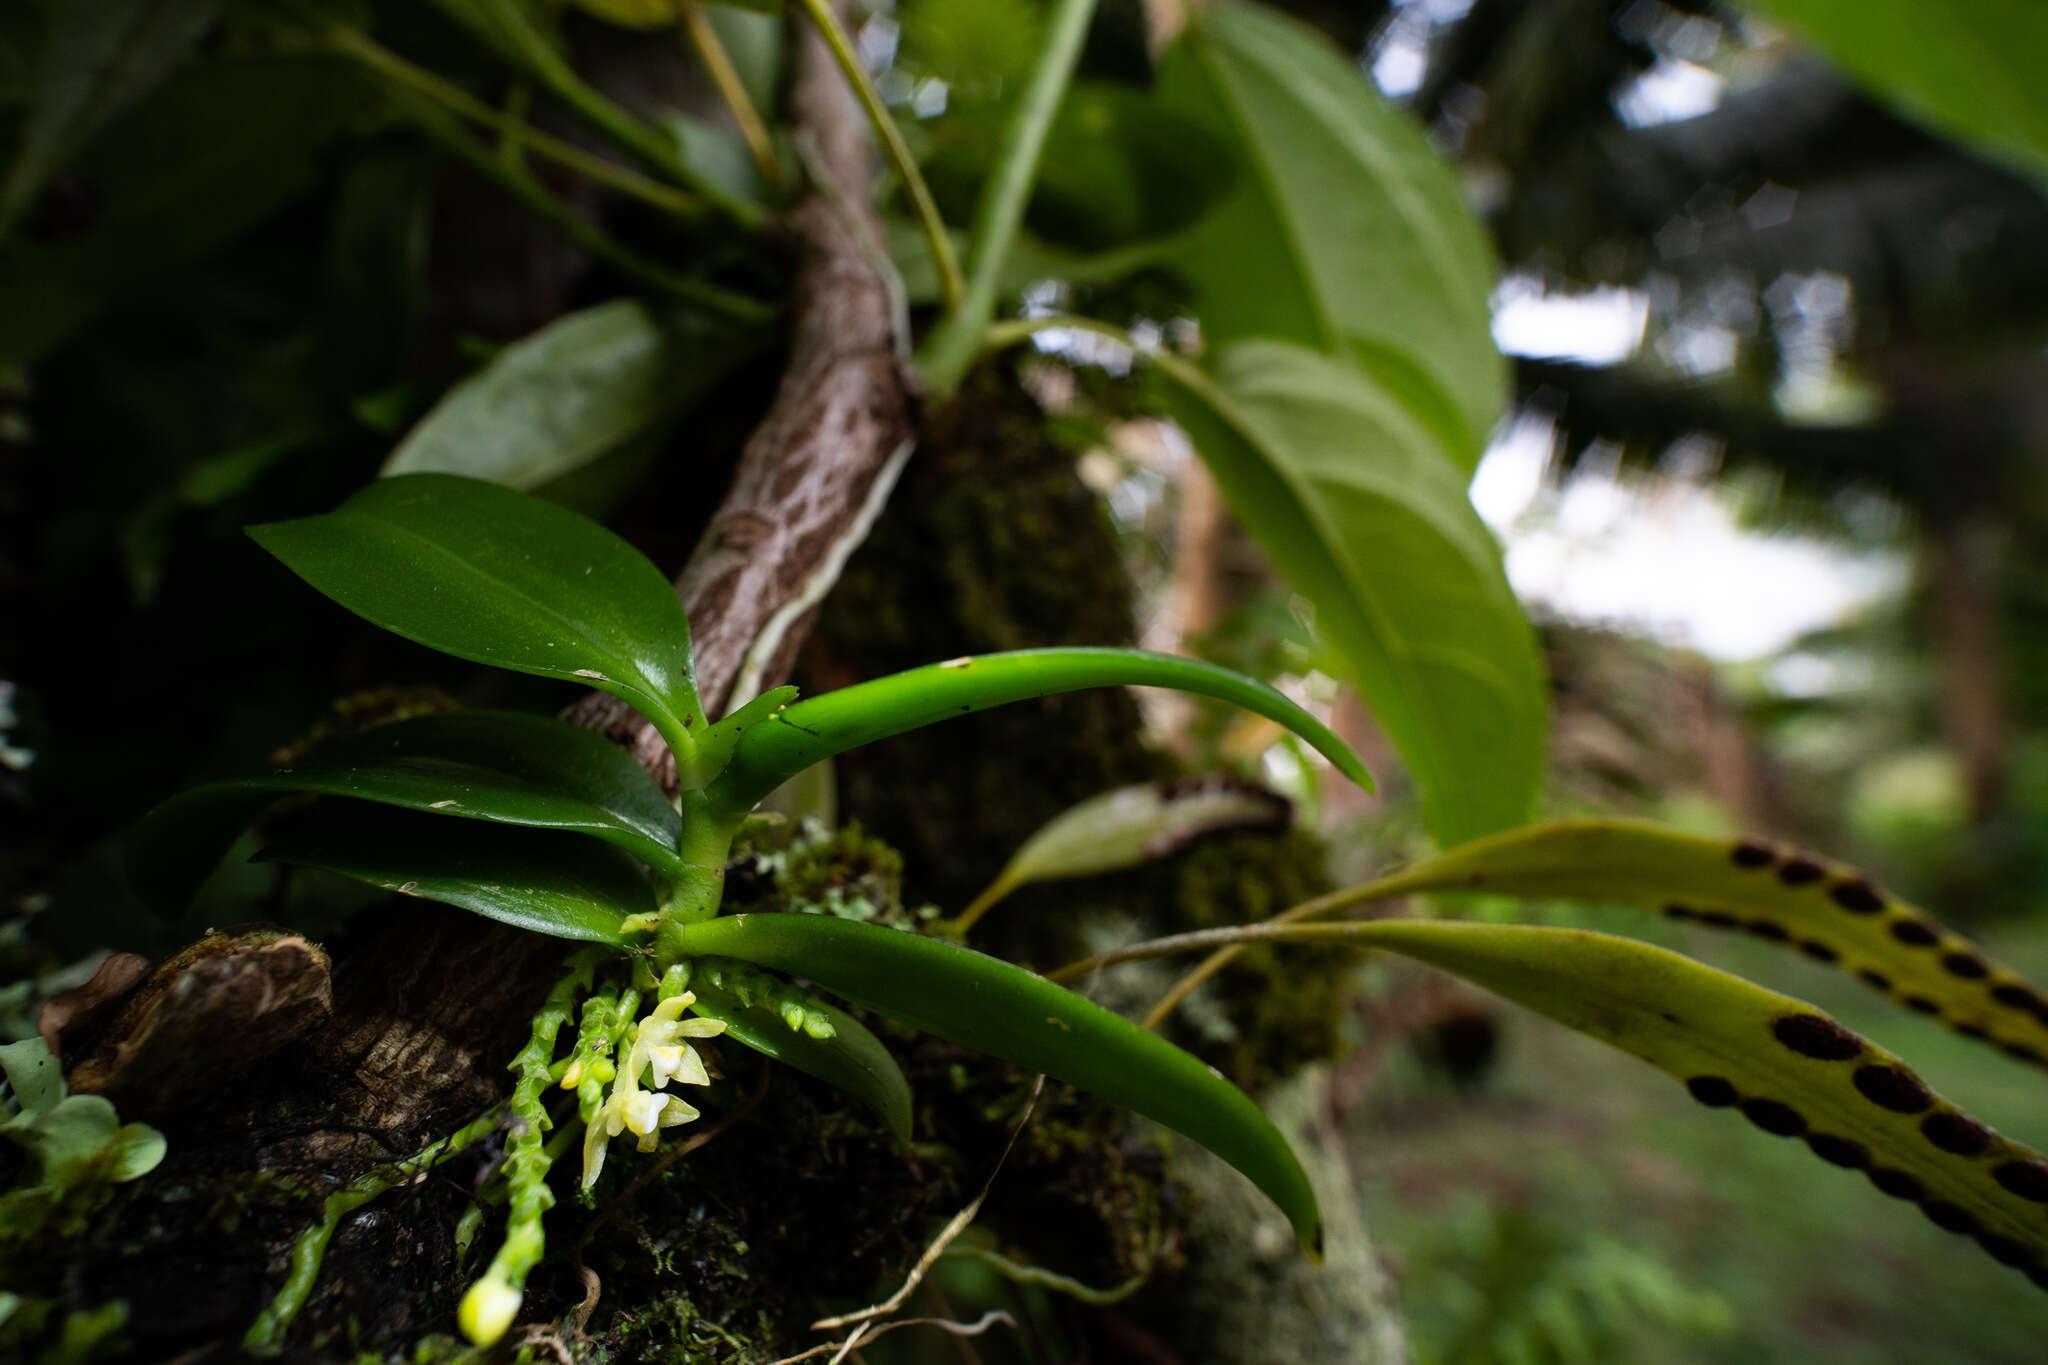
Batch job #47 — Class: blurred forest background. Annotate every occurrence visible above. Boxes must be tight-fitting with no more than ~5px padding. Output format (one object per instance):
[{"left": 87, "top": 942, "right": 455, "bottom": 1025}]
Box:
[{"left": 6, "top": 0, "right": 2048, "bottom": 1362}]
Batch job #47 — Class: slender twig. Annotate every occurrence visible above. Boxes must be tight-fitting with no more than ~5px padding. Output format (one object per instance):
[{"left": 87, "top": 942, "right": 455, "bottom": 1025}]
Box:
[
  {"left": 914, "top": 0, "right": 1100, "bottom": 398},
  {"left": 790, "top": 0, "right": 963, "bottom": 313},
  {"left": 681, "top": 2, "right": 783, "bottom": 192},
  {"left": 330, "top": 26, "right": 710, "bottom": 223}
]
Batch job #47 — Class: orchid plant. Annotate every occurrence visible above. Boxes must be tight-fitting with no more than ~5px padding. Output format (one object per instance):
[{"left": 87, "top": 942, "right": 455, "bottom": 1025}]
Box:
[{"left": 127, "top": 471, "right": 1374, "bottom": 1345}]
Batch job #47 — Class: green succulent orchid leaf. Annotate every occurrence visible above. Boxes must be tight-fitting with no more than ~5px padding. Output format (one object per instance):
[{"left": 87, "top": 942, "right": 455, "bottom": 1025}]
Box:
[
  {"left": 248, "top": 474, "right": 703, "bottom": 758},
  {"left": 958, "top": 776, "right": 1293, "bottom": 933},
  {"left": 126, "top": 709, "right": 686, "bottom": 912},
  {"left": 0, "top": 1037, "right": 66, "bottom": 1119},
  {"left": 1345, "top": 820, "right": 2048, "bottom": 1071},
  {"left": 710, "top": 647, "right": 1370, "bottom": 818},
  {"left": 1312, "top": 920, "right": 2048, "bottom": 1291},
  {"left": 687, "top": 975, "right": 912, "bottom": 1146},
  {"left": 258, "top": 802, "right": 653, "bottom": 944},
  {"left": 669, "top": 912, "right": 1322, "bottom": 1254}
]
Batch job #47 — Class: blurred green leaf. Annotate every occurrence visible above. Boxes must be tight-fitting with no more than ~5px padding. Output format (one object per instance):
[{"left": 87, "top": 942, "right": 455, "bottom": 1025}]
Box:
[
  {"left": 1739, "top": 0, "right": 2048, "bottom": 184},
  {"left": 1157, "top": 0, "right": 1504, "bottom": 467},
  {"left": 1293, "top": 919, "right": 2048, "bottom": 1291},
  {"left": 672, "top": 911, "right": 1323, "bottom": 1253},
  {"left": 0, "top": 54, "right": 367, "bottom": 366},
  {"left": 923, "top": 80, "right": 1235, "bottom": 256},
  {"left": 1340, "top": 819, "right": 2048, "bottom": 1068},
  {"left": 1156, "top": 340, "right": 1545, "bottom": 848},
  {"left": 0, "top": 0, "right": 220, "bottom": 242},
  {"left": 260, "top": 802, "right": 655, "bottom": 942},
  {"left": 250, "top": 474, "right": 704, "bottom": 750},
  {"left": 383, "top": 302, "right": 745, "bottom": 492},
  {"left": 0, "top": 1037, "right": 64, "bottom": 1117},
  {"left": 127, "top": 709, "right": 687, "bottom": 913},
  {"left": 959, "top": 776, "right": 1291, "bottom": 931}
]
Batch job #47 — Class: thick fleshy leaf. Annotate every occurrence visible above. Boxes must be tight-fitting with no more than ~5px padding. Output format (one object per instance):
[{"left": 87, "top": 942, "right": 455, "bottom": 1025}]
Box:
[
  {"left": 249, "top": 474, "right": 702, "bottom": 750},
  {"left": 126, "top": 710, "right": 686, "bottom": 912},
  {"left": 1174, "top": 920, "right": 2048, "bottom": 1292},
  {"left": 383, "top": 302, "right": 742, "bottom": 490},
  {"left": 1156, "top": 342, "right": 1545, "bottom": 848},
  {"left": 1088, "top": 917, "right": 2048, "bottom": 1289},
  {"left": 957, "top": 776, "right": 1292, "bottom": 933},
  {"left": 669, "top": 912, "right": 1322, "bottom": 1253},
  {"left": 1156, "top": 1, "right": 1504, "bottom": 465},
  {"left": 259, "top": 803, "right": 653, "bottom": 943},
  {"left": 709, "top": 647, "right": 1371, "bottom": 818},
  {"left": 1319, "top": 819, "right": 2048, "bottom": 1070},
  {"left": 1738, "top": 1, "right": 2048, "bottom": 184},
  {"left": 687, "top": 976, "right": 912, "bottom": 1145}
]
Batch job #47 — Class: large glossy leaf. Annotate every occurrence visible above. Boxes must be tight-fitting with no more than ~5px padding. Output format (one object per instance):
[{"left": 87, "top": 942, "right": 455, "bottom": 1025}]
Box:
[
  {"left": 709, "top": 647, "right": 1372, "bottom": 817},
  {"left": 1157, "top": 342, "right": 1545, "bottom": 848},
  {"left": 1156, "top": 0, "right": 1504, "bottom": 466},
  {"left": 687, "top": 975, "right": 912, "bottom": 1145},
  {"left": 259, "top": 803, "right": 653, "bottom": 943},
  {"left": 670, "top": 912, "right": 1322, "bottom": 1253},
  {"left": 0, "top": 56, "right": 366, "bottom": 366},
  {"left": 249, "top": 474, "right": 703, "bottom": 752},
  {"left": 383, "top": 302, "right": 744, "bottom": 490},
  {"left": 956, "top": 776, "right": 1292, "bottom": 933},
  {"left": 0, "top": 0, "right": 218, "bottom": 241},
  {"left": 1308, "top": 820, "right": 2048, "bottom": 1070},
  {"left": 1111, "top": 919, "right": 2048, "bottom": 1292},
  {"left": 126, "top": 710, "right": 686, "bottom": 912},
  {"left": 1739, "top": 1, "right": 2048, "bottom": 184}
]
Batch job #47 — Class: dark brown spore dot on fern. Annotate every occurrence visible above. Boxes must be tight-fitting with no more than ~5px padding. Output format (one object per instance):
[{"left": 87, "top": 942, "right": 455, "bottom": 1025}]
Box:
[
  {"left": 1746, "top": 919, "right": 1790, "bottom": 942},
  {"left": 1778, "top": 858, "right": 1826, "bottom": 887},
  {"left": 1977, "top": 1234, "right": 2038, "bottom": 1269},
  {"left": 2002, "top": 1042, "right": 2045, "bottom": 1065},
  {"left": 1663, "top": 903, "right": 1694, "bottom": 921},
  {"left": 1955, "top": 1024, "right": 1989, "bottom": 1041},
  {"left": 1942, "top": 952, "right": 1989, "bottom": 980},
  {"left": 1731, "top": 840, "right": 1776, "bottom": 869},
  {"left": 1741, "top": 1098, "right": 1808, "bottom": 1136},
  {"left": 1868, "top": 1167, "right": 1924, "bottom": 1200},
  {"left": 1890, "top": 918, "right": 1941, "bottom": 947},
  {"left": 1853, "top": 1064, "right": 1934, "bottom": 1114},
  {"left": 1806, "top": 1133, "right": 1870, "bottom": 1168},
  {"left": 1920, "top": 1201, "right": 1981, "bottom": 1236},
  {"left": 1698, "top": 910, "right": 1740, "bottom": 929},
  {"left": 1920, "top": 1112, "right": 1993, "bottom": 1157},
  {"left": 1798, "top": 940, "right": 1840, "bottom": 964},
  {"left": 1773, "top": 1013, "right": 1863, "bottom": 1061},
  {"left": 1904, "top": 996, "right": 1942, "bottom": 1016},
  {"left": 1829, "top": 879, "right": 1886, "bottom": 914},
  {"left": 1858, "top": 970, "right": 1893, "bottom": 992},
  {"left": 2030, "top": 1264, "right": 2048, "bottom": 1292},
  {"left": 1991, "top": 984, "right": 2044, "bottom": 1013},
  {"left": 1993, "top": 1159, "right": 2048, "bottom": 1202},
  {"left": 1686, "top": 1075, "right": 1739, "bottom": 1107}
]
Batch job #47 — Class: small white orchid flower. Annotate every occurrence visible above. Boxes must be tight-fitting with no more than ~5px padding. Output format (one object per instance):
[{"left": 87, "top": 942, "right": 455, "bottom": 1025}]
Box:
[{"left": 578, "top": 989, "right": 730, "bottom": 1187}]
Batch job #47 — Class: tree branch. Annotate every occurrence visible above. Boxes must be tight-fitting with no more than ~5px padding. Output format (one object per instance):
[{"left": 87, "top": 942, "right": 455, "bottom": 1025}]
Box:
[{"left": 564, "top": 10, "right": 919, "bottom": 790}]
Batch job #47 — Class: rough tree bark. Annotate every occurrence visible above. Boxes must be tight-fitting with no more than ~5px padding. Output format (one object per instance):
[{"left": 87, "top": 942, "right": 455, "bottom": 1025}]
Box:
[{"left": 563, "top": 17, "right": 917, "bottom": 784}]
